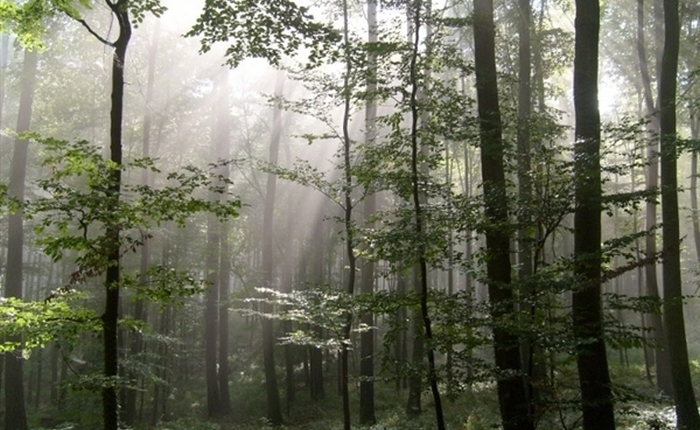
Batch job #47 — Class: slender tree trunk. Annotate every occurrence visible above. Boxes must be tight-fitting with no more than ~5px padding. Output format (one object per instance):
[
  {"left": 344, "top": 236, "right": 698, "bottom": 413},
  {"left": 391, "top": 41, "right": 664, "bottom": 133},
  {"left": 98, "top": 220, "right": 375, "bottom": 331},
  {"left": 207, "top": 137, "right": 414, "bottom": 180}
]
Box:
[
  {"left": 473, "top": 0, "right": 534, "bottom": 429},
  {"left": 637, "top": 0, "right": 673, "bottom": 396},
  {"left": 3, "top": 47, "right": 37, "bottom": 430},
  {"left": 659, "top": 0, "right": 700, "bottom": 427},
  {"left": 340, "top": 4, "right": 356, "bottom": 428},
  {"left": 124, "top": 24, "right": 158, "bottom": 427},
  {"left": 102, "top": 4, "right": 131, "bottom": 430},
  {"left": 309, "top": 214, "right": 325, "bottom": 400},
  {"left": 359, "top": 0, "right": 378, "bottom": 424},
  {"left": 204, "top": 80, "right": 221, "bottom": 419},
  {"left": 571, "top": 1, "right": 615, "bottom": 429},
  {"left": 216, "top": 71, "right": 233, "bottom": 416},
  {"left": 261, "top": 70, "right": 284, "bottom": 426}
]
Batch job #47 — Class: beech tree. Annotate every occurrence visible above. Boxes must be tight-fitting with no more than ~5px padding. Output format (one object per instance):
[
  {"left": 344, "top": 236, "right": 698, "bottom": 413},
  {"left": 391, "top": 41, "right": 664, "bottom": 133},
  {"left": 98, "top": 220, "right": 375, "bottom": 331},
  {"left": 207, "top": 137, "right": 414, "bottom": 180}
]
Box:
[
  {"left": 571, "top": 0, "right": 615, "bottom": 428},
  {"left": 658, "top": 0, "right": 700, "bottom": 427},
  {"left": 473, "top": 0, "right": 533, "bottom": 428},
  {"left": 4, "top": 46, "right": 38, "bottom": 430}
]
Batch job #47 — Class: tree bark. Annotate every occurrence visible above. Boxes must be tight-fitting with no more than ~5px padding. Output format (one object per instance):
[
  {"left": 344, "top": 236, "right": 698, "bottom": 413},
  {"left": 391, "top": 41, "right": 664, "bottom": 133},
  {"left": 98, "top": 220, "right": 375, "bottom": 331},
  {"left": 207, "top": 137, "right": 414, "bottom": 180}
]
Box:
[
  {"left": 261, "top": 70, "right": 284, "bottom": 426},
  {"left": 216, "top": 71, "right": 233, "bottom": 416},
  {"left": 3, "top": 47, "right": 37, "bottom": 430},
  {"left": 658, "top": 0, "right": 700, "bottom": 427},
  {"left": 571, "top": 1, "right": 616, "bottom": 429},
  {"left": 636, "top": 0, "right": 674, "bottom": 396},
  {"left": 359, "top": 0, "right": 378, "bottom": 424},
  {"left": 473, "top": 1, "right": 534, "bottom": 429},
  {"left": 102, "top": 3, "right": 131, "bottom": 430},
  {"left": 204, "top": 78, "right": 222, "bottom": 419},
  {"left": 124, "top": 24, "right": 158, "bottom": 427}
]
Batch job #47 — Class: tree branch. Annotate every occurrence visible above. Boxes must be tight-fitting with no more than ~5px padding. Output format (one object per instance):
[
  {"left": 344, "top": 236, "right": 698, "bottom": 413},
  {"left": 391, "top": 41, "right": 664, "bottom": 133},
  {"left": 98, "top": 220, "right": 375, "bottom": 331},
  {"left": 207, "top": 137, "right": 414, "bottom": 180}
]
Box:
[{"left": 76, "top": 18, "right": 115, "bottom": 47}]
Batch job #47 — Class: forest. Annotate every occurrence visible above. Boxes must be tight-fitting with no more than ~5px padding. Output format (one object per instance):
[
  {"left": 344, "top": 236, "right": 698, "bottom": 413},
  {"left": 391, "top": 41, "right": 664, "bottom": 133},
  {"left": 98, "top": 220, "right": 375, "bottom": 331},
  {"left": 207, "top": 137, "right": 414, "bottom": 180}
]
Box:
[{"left": 0, "top": 0, "right": 699, "bottom": 429}]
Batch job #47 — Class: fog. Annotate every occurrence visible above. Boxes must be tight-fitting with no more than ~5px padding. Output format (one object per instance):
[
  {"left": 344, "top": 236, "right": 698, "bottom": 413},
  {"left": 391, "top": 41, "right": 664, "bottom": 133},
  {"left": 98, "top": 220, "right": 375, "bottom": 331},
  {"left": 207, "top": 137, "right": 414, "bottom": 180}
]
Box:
[{"left": 1, "top": 1, "right": 700, "bottom": 429}]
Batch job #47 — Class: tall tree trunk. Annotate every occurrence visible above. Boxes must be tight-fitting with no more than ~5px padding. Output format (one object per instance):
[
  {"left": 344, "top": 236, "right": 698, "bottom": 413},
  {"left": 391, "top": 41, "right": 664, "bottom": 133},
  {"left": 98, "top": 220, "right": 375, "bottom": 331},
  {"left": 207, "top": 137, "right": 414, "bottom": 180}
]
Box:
[
  {"left": 473, "top": 0, "right": 534, "bottom": 429},
  {"left": 261, "top": 70, "right": 284, "bottom": 426},
  {"left": 659, "top": 0, "right": 700, "bottom": 427},
  {"left": 359, "top": 0, "right": 378, "bottom": 424},
  {"left": 637, "top": 0, "right": 673, "bottom": 395},
  {"left": 309, "top": 216, "right": 325, "bottom": 400},
  {"left": 102, "top": 3, "right": 131, "bottom": 430},
  {"left": 204, "top": 78, "right": 222, "bottom": 419},
  {"left": 572, "top": 1, "right": 615, "bottom": 429},
  {"left": 216, "top": 71, "right": 233, "bottom": 416},
  {"left": 404, "top": 2, "right": 422, "bottom": 416},
  {"left": 340, "top": 3, "right": 356, "bottom": 428},
  {"left": 124, "top": 24, "right": 158, "bottom": 427},
  {"left": 516, "top": 0, "right": 544, "bottom": 414},
  {"left": 405, "top": 3, "right": 444, "bottom": 426},
  {"left": 3, "top": 47, "right": 37, "bottom": 430}
]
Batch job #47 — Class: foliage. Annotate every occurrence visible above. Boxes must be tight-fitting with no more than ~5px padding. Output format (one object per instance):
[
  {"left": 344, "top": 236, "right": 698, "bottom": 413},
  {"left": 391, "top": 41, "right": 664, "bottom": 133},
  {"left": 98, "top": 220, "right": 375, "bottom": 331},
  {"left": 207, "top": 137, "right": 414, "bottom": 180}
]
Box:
[
  {"left": 0, "top": 291, "right": 98, "bottom": 354},
  {"left": 186, "top": 0, "right": 341, "bottom": 67},
  {"left": 26, "top": 135, "right": 239, "bottom": 283},
  {"left": 0, "top": 0, "right": 165, "bottom": 48}
]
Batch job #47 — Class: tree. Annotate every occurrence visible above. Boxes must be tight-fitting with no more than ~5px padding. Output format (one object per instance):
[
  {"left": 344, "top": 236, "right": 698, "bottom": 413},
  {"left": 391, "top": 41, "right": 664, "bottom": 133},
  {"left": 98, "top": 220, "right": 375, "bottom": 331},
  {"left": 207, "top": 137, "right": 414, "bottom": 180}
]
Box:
[
  {"left": 635, "top": 0, "right": 673, "bottom": 395},
  {"left": 261, "top": 70, "right": 285, "bottom": 426},
  {"left": 571, "top": 0, "right": 616, "bottom": 429},
  {"left": 472, "top": 0, "right": 533, "bottom": 428},
  {"left": 204, "top": 71, "right": 223, "bottom": 419},
  {"left": 123, "top": 23, "right": 159, "bottom": 426},
  {"left": 4, "top": 46, "right": 38, "bottom": 430},
  {"left": 658, "top": 0, "right": 700, "bottom": 427},
  {"left": 359, "top": 0, "right": 378, "bottom": 423}
]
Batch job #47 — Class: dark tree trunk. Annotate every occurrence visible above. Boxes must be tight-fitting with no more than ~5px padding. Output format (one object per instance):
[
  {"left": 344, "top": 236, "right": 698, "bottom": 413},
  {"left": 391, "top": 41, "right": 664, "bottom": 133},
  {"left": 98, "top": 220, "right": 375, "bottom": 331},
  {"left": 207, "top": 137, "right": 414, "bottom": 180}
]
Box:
[
  {"left": 3, "top": 47, "right": 37, "bottom": 430},
  {"left": 359, "top": 0, "right": 378, "bottom": 424},
  {"left": 658, "top": 0, "right": 700, "bottom": 427},
  {"left": 261, "top": 69, "right": 284, "bottom": 426},
  {"left": 340, "top": 4, "right": 356, "bottom": 428},
  {"left": 102, "top": 3, "right": 131, "bottom": 430},
  {"left": 407, "top": 1, "right": 444, "bottom": 428},
  {"left": 572, "top": 1, "right": 615, "bottom": 429},
  {"left": 405, "top": 269, "right": 423, "bottom": 417},
  {"left": 473, "top": 0, "right": 534, "bottom": 429}
]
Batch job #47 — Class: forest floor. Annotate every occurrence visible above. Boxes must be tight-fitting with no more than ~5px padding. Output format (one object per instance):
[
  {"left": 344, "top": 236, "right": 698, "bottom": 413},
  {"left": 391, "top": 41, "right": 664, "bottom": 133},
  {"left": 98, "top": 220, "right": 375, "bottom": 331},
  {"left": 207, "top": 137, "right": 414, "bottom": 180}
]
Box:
[{"left": 145, "top": 364, "right": 679, "bottom": 430}]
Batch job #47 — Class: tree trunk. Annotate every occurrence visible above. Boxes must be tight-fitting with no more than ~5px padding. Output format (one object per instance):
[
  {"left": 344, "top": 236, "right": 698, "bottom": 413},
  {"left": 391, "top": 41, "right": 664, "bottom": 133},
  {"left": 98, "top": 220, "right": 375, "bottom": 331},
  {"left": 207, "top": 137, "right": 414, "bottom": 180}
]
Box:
[
  {"left": 102, "top": 3, "right": 131, "bottom": 430},
  {"left": 473, "top": 0, "right": 534, "bottom": 429},
  {"left": 571, "top": 1, "right": 616, "bottom": 429},
  {"left": 3, "top": 47, "right": 37, "bottom": 430},
  {"left": 309, "top": 214, "right": 325, "bottom": 400},
  {"left": 359, "top": 0, "right": 378, "bottom": 424},
  {"left": 124, "top": 24, "right": 158, "bottom": 427},
  {"left": 204, "top": 83, "right": 221, "bottom": 418},
  {"left": 261, "top": 70, "right": 284, "bottom": 426},
  {"left": 216, "top": 71, "right": 233, "bottom": 416},
  {"left": 658, "top": 0, "right": 700, "bottom": 427},
  {"left": 636, "top": 0, "right": 673, "bottom": 396},
  {"left": 340, "top": 4, "right": 356, "bottom": 428}
]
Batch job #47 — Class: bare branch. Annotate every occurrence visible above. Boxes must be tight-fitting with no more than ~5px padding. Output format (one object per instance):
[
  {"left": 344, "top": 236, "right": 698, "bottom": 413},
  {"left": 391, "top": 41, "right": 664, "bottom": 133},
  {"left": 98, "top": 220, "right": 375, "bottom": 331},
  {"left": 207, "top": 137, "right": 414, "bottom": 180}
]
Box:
[{"left": 76, "top": 18, "right": 114, "bottom": 47}]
